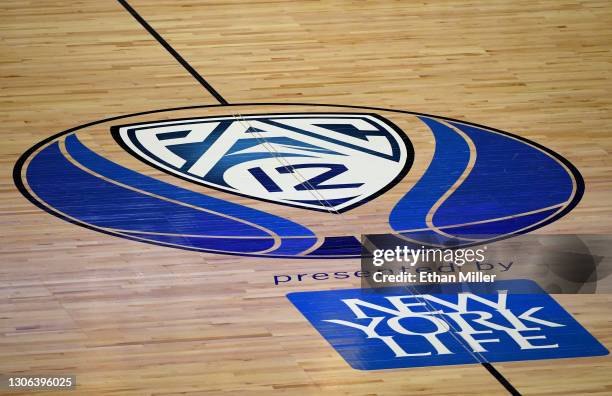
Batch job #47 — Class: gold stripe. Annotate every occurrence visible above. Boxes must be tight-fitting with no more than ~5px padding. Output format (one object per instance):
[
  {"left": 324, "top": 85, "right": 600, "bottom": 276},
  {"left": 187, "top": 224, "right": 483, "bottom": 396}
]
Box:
[
  {"left": 396, "top": 202, "right": 569, "bottom": 233},
  {"left": 450, "top": 118, "right": 578, "bottom": 205},
  {"left": 394, "top": 117, "right": 577, "bottom": 244},
  {"left": 424, "top": 118, "right": 478, "bottom": 241},
  {"left": 20, "top": 136, "right": 283, "bottom": 255},
  {"left": 58, "top": 137, "right": 282, "bottom": 253},
  {"left": 297, "top": 236, "right": 326, "bottom": 255}
]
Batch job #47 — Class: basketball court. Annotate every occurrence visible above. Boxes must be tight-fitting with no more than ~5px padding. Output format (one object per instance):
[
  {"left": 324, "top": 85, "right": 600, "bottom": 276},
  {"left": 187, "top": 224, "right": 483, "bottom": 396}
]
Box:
[{"left": 2, "top": 1, "right": 612, "bottom": 395}]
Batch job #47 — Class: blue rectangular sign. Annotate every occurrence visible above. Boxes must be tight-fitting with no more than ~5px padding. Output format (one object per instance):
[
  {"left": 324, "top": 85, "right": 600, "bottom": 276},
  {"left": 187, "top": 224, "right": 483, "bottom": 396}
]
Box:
[{"left": 287, "top": 280, "right": 608, "bottom": 370}]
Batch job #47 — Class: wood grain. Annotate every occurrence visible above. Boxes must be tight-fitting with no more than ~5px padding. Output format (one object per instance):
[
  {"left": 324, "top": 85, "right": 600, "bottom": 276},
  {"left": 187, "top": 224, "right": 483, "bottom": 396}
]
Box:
[{"left": 1, "top": 1, "right": 611, "bottom": 395}]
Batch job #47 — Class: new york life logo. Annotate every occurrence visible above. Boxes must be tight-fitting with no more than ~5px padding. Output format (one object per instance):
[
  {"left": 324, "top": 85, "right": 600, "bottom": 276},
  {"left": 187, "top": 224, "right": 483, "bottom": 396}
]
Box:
[
  {"left": 288, "top": 280, "right": 608, "bottom": 370},
  {"left": 112, "top": 113, "right": 412, "bottom": 212}
]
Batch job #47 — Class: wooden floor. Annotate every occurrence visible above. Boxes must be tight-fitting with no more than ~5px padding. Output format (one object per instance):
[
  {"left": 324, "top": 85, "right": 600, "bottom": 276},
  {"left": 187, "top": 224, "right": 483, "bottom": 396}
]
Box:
[{"left": 1, "top": 1, "right": 612, "bottom": 395}]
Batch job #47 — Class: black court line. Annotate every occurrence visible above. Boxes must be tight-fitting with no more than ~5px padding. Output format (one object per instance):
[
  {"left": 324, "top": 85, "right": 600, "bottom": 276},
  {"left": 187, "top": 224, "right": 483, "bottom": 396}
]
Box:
[
  {"left": 483, "top": 363, "right": 522, "bottom": 395},
  {"left": 114, "top": 2, "right": 523, "bottom": 394},
  {"left": 117, "top": 0, "right": 344, "bottom": 215},
  {"left": 400, "top": 282, "right": 523, "bottom": 395},
  {"left": 117, "top": 0, "right": 229, "bottom": 105}
]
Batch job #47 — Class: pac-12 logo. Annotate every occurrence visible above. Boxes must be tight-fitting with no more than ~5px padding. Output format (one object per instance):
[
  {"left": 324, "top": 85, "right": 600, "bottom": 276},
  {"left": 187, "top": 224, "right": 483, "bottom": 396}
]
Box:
[
  {"left": 14, "top": 104, "right": 583, "bottom": 258},
  {"left": 288, "top": 280, "right": 608, "bottom": 370},
  {"left": 112, "top": 114, "right": 412, "bottom": 212}
]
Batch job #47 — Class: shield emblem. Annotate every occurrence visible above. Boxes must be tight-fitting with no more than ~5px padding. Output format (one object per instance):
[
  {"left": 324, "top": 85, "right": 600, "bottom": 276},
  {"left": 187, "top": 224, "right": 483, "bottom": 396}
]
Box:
[{"left": 113, "top": 113, "right": 413, "bottom": 212}]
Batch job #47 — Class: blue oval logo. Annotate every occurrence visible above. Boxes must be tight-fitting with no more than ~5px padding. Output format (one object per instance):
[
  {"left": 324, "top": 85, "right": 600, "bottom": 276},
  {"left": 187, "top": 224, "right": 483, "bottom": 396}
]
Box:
[{"left": 14, "top": 104, "right": 583, "bottom": 258}]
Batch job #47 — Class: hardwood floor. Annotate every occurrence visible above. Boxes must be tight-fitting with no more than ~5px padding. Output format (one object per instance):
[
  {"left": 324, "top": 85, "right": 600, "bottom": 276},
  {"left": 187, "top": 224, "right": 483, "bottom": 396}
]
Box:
[{"left": 1, "top": 1, "right": 611, "bottom": 394}]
